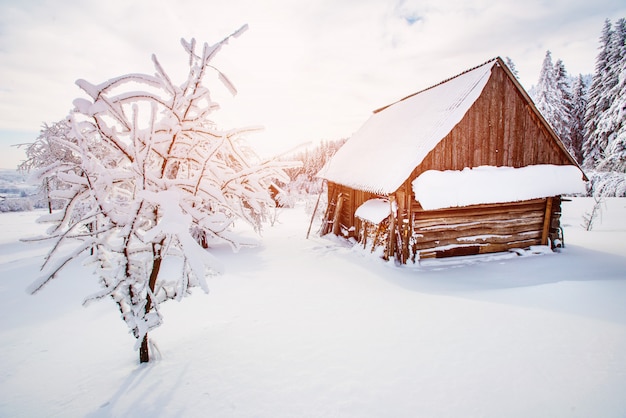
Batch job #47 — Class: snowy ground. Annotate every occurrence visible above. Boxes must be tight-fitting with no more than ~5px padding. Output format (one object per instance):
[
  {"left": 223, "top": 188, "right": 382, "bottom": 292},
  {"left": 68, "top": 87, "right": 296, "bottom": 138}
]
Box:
[{"left": 0, "top": 197, "right": 625, "bottom": 418}]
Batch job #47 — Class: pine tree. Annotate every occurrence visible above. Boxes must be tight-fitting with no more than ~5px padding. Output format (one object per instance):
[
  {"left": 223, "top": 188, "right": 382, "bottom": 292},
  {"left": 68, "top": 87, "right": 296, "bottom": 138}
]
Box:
[
  {"left": 533, "top": 51, "right": 572, "bottom": 150},
  {"left": 505, "top": 57, "right": 519, "bottom": 79},
  {"left": 552, "top": 58, "right": 573, "bottom": 151},
  {"left": 533, "top": 51, "right": 556, "bottom": 118},
  {"left": 595, "top": 18, "right": 626, "bottom": 172},
  {"left": 569, "top": 74, "right": 588, "bottom": 164},
  {"left": 583, "top": 19, "right": 616, "bottom": 169}
]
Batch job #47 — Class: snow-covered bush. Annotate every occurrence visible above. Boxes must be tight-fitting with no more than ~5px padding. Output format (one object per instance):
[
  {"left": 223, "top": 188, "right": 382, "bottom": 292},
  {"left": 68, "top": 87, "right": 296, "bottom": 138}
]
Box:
[
  {"left": 27, "top": 26, "right": 292, "bottom": 363},
  {"left": 0, "top": 197, "right": 33, "bottom": 212},
  {"left": 586, "top": 170, "right": 626, "bottom": 197},
  {"left": 18, "top": 119, "right": 80, "bottom": 213}
]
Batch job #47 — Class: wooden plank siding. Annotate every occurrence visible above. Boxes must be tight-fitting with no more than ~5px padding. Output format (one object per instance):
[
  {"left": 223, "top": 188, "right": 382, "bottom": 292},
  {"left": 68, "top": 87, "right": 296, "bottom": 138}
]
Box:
[
  {"left": 411, "top": 65, "right": 573, "bottom": 179},
  {"left": 410, "top": 198, "right": 556, "bottom": 259},
  {"left": 323, "top": 183, "right": 377, "bottom": 238}
]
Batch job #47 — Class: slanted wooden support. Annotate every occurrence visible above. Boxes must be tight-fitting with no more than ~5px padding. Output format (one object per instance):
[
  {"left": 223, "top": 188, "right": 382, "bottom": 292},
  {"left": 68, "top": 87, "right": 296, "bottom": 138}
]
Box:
[
  {"left": 541, "top": 196, "right": 553, "bottom": 246},
  {"left": 331, "top": 193, "right": 344, "bottom": 236},
  {"left": 371, "top": 223, "right": 384, "bottom": 252},
  {"left": 386, "top": 196, "right": 396, "bottom": 261},
  {"left": 306, "top": 190, "right": 324, "bottom": 239}
]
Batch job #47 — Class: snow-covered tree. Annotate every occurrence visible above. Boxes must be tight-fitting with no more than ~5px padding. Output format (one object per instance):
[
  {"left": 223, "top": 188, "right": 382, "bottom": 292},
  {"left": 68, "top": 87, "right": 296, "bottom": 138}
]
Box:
[
  {"left": 583, "top": 19, "right": 620, "bottom": 169},
  {"left": 587, "top": 171, "right": 626, "bottom": 197},
  {"left": 282, "top": 138, "right": 346, "bottom": 195},
  {"left": 18, "top": 118, "right": 80, "bottom": 213},
  {"left": 594, "top": 18, "right": 626, "bottom": 172},
  {"left": 568, "top": 74, "right": 588, "bottom": 164},
  {"left": 552, "top": 58, "right": 573, "bottom": 149},
  {"left": 28, "top": 26, "right": 292, "bottom": 363},
  {"left": 505, "top": 56, "right": 519, "bottom": 79},
  {"left": 533, "top": 51, "right": 572, "bottom": 150}
]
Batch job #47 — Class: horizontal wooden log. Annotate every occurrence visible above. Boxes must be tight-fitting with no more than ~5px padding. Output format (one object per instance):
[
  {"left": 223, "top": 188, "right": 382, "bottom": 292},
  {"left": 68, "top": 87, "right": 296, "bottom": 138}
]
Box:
[
  {"left": 414, "top": 231, "right": 542, "bottom": 251},
  {"left": 413, "top": 215, "right": 544, "bottom": 234},
  {"left": 411, "top": 198, "right": 547, "bottom": 217},
  {"left": 407, "top": 198, "right": 550, "bottom": 259},
  {"left": 418, "top": 238, "right": 542, "bottom": 259}
]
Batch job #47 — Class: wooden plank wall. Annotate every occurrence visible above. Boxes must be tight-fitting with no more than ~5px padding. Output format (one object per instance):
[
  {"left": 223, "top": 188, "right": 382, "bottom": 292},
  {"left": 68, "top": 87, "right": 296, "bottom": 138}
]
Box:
[
  {"left": 411, "top": 198, "right": 551, "bottom": 259},
  {"left": 414, "top": 65, "right": 573, "bottom": 177},
  {"left": 323, "top": 182, "right": 376, "bottom": 238}
]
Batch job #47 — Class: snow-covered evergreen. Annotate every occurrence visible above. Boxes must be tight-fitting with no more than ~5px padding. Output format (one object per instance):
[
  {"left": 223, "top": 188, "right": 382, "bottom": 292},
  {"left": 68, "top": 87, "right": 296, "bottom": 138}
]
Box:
[
  {"left": 583, "top": 19, "right": 626, "bottom": 171},
  {"left": 594, "top": 18, "right": 626, "bottom": 173},
  {"left": 282, "top": 138, "right": 346, "bottom": 196},
  {"left": 27, "top": 26, "right": 292, "bottom": 363},
  {"left": 532, "top": 51, "right": 557, "bottom": 118},
  {"left": 532, "top": 52, "right": 573, "bottom": 153},
  {"left": 567, "top": 74, "right": 588, "bottom": 164},
  {"left": 505, "top": 56, "right": 519, "bottom": 79},
  {"left": 552, "top": 59, "right": 573, "bottom": 151},
  {"left": 586, "top": 170, "right": 626, "bottom": 197}
]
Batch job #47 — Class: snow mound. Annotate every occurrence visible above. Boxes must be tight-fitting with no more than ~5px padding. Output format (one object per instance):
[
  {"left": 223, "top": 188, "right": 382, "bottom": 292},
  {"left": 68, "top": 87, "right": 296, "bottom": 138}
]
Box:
[{"left": 355, "top": 198, "right": 391, "bottom": 224}]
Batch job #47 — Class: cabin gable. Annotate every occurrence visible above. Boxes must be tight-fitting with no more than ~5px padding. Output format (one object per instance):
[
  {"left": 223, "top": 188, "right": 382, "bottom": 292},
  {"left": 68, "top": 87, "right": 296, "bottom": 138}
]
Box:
[{"left": 415, "top": 63, "right": 574, "bottom": 177}]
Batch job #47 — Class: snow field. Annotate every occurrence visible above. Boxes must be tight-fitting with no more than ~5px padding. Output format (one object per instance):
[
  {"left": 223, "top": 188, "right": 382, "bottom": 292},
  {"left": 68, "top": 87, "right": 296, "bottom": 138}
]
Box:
[{"left": 0, "top": 198, "right": 625, "bottom": 417}]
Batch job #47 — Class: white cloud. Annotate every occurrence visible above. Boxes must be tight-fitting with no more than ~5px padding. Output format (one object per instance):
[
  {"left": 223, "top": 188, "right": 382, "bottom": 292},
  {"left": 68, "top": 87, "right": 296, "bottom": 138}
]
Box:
[{"left": 0, "top": 0, "right": 625, "bottom": 167}]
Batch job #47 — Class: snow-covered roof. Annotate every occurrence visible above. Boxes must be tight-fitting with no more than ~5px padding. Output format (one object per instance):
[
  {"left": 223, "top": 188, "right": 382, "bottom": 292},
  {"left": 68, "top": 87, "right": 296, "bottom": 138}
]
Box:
[
  {"left": 318, "top": 59, "right": 496, "bottom": 194},
  {"left": 412, "top": 165, "right": 587, "bottom": 210}
]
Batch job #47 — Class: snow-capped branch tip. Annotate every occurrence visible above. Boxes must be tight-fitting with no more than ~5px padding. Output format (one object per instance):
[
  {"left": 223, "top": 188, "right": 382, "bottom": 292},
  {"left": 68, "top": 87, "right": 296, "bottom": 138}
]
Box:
[{"left": 180, "top": 23, "right": 249, "bottom": 61}]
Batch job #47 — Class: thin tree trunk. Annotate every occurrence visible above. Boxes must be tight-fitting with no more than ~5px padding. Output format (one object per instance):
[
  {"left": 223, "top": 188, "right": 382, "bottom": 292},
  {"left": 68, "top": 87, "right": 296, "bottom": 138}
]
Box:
[
  {"left": 139, "top": 239, "right": 164, "bottom": 364},
  {"left": 45, "top": 178, "right": 52, "bottom": 214},
  {"left": 139, "top": 334, "right": 150, "bottom": 363}
]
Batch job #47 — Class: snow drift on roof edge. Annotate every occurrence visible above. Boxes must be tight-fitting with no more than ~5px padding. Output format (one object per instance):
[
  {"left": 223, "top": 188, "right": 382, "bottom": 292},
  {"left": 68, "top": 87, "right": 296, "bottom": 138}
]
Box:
[
  {"left": 412, "top": 165, "right": 587, "bottom": 210},
  {"left": 318, "top": 60, "right": 495, "bottom": 194}
]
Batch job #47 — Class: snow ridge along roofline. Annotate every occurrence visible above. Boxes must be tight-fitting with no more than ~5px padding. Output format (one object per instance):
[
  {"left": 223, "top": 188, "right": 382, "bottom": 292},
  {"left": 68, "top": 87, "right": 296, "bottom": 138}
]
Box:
[{"left": 373, "top": 57, "right": 499, "bottom": 114}]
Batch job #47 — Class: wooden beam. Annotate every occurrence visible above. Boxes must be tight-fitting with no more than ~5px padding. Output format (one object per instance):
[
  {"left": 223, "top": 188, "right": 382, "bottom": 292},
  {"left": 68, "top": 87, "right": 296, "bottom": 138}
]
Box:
[
  {"left": 541, "top": 196, "right": 553, "bottom": 246},
  {"left": 331, "top": 193, "right": 344, "bottom": 236},
  {"left": 386, "top": 196, "right": 396, "bottom": 261}
]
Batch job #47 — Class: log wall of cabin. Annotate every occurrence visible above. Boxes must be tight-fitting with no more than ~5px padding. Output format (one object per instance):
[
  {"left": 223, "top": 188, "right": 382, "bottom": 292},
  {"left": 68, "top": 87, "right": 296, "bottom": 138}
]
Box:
[{"left": 410, "top": 198, "right": 556, "bottom": 259}]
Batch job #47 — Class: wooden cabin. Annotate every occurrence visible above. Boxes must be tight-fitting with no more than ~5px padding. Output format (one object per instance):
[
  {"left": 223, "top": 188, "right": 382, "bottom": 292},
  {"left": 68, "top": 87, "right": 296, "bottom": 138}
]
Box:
[{"left": 318, "top": 57, "right": 586, "bottom": 262}]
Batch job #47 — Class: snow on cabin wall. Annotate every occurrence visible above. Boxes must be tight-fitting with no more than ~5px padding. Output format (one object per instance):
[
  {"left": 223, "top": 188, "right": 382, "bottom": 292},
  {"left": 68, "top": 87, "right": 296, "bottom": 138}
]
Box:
[{"left": 412, "top": 164, "right": 587, "bottom": 210}]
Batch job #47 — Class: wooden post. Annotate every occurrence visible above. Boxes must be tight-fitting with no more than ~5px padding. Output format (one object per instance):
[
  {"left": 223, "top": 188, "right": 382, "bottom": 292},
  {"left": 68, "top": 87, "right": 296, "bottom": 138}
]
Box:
[
  {"left": 331, "top": 193, "right": 344, "bottom": 236},
  {"left": 541, "top": 196, "right": 553, "bottom": 246},
  {"left": 386, "top": 196, "right": 396, "bottom": 260},
  {"left": 362, "top": 223, "right": 369, "bottom": 249},
  {"left": 306, "top": 190, "right": 323, "bottom": 239},
  {"left": 371, "top": 224, "right": 382, "bottom": 252},
  {"left": 396, "top": 190, "right": 410, "bottom": 264},
  {"left": 320, "top": 184, "right": 336, "bottom": 236}
]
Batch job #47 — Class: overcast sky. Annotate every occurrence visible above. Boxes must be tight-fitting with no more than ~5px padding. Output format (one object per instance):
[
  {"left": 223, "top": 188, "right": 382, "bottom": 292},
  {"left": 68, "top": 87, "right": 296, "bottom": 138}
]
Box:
[{"left": 1, "top": 0, "right": 625, "bottom": 169}]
